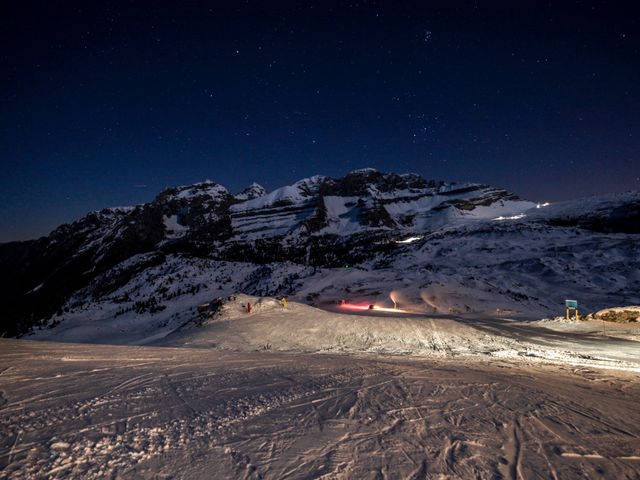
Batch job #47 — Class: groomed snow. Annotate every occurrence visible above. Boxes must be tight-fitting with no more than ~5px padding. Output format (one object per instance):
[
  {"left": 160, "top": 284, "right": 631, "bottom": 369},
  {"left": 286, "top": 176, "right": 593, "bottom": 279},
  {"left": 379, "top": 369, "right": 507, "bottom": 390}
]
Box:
[{"left": 2, "top": 338, "right": 640, "bottom": 479}]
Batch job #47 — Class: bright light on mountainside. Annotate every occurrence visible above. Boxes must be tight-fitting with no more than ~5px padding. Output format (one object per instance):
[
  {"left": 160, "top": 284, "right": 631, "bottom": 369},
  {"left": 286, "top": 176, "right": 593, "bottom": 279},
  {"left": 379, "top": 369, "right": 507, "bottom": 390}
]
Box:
[
  {"left": 493, "top": 213, "right": 527, "bottom": 221},
  {"left": 395, "top": 236, "right": 422, "bottom": 244}
]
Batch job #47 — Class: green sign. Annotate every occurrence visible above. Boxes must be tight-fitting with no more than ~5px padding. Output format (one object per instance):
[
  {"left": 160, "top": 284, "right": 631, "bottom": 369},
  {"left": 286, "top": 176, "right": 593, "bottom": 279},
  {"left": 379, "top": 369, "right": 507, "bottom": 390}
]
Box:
[{"left": 565, "top": 299, "right": 578, "bottom": 309}]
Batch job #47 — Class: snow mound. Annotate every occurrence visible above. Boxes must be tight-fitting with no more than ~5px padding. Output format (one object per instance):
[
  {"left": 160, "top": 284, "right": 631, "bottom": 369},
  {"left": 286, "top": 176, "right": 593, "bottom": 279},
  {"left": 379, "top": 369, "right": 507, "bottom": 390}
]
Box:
[
  {"left": 590, "top": 306, "right": 640, "bottom": 323},
  {"left": 161, "top": 296, "right": 521, "bottom": 357}
]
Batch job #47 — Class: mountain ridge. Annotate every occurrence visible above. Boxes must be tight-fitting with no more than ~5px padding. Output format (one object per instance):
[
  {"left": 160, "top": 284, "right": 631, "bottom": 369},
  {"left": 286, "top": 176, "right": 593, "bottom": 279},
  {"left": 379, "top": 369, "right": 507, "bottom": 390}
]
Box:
[{"left": 1, "top": 169, "right": 639, "bottom": 339}]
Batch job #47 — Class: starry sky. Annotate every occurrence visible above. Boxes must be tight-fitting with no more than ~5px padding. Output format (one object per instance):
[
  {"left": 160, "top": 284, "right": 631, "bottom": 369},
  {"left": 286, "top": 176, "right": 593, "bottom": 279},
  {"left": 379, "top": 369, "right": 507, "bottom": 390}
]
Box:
[{"left": 1, "top": 1, "right": 638, "bottom": 242}]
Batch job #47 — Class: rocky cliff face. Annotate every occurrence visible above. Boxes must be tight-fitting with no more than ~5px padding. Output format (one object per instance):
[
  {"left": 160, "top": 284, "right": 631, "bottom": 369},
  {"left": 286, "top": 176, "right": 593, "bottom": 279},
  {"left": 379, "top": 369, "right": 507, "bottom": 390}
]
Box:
[{"left": 2, "top": 169, "right": 639, "bottom": 337}]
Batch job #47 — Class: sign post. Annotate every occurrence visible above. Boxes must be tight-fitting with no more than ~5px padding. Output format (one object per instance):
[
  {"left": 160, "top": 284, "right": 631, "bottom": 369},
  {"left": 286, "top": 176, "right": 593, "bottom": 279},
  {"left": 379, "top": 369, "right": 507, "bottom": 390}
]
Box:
[{"left": 565, "top": 300, "right": 579, "bottom": 321}]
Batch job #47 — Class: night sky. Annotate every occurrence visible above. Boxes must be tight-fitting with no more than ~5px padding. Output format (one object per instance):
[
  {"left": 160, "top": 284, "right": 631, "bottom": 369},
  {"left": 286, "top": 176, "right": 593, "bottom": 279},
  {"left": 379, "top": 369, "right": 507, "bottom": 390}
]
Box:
[{"left": 2, "top": 1, "right": 639, "bottom": 242}]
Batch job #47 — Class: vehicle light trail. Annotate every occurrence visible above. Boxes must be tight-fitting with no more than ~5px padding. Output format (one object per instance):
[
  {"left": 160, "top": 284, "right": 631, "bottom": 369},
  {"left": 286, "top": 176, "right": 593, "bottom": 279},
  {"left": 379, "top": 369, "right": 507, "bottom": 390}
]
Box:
[
  {"left": 339, "top": 304, "right": 372, "bottom": 311},
  {"left": 338, "top": 303, "right": 409, "bottom": 313}
]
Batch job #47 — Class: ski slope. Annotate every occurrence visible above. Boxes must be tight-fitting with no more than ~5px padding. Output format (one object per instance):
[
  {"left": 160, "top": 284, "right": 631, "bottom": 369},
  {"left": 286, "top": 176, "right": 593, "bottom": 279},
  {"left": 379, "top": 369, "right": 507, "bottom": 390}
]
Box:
[{"left": 1, "top": 339, "right": 639, "bottom": 479}]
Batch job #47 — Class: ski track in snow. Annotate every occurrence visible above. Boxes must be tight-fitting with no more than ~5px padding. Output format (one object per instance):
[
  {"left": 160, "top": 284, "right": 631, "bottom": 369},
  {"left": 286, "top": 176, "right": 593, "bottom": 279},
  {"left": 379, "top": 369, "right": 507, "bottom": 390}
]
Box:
[{"left": 1, "top": 339, "right": 640, "bottom": 479}]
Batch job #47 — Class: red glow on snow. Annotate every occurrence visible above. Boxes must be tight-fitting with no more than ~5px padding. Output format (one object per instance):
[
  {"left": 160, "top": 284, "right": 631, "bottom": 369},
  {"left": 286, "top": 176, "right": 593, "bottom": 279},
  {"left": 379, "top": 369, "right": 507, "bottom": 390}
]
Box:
[
  {"left": 339, "top": 303, "right": 372, "bottom": 311},
  {"left": 338, "top": 303, "right": 408, "bottom": 313}
]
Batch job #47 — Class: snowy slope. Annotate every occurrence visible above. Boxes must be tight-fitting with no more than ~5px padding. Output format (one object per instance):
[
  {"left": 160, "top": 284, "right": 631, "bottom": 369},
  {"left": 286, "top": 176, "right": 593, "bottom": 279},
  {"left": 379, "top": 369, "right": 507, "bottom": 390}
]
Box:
[
  {"left": 31, "top": 215, "right": 640, "bottom": 345},
  {"left": 3, "top": 170, "right": 639, "bottom": 338}
]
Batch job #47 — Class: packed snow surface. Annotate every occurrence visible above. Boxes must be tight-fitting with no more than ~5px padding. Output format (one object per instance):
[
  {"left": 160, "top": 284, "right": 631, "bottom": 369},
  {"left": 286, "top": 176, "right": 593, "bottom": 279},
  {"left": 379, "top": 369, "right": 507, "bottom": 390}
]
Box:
[
  {"left": 33, "top": 292, "right": 640, "bottom": 373},
  {"left": 1, "top": 339, "right": 640, "bottom": 479}
]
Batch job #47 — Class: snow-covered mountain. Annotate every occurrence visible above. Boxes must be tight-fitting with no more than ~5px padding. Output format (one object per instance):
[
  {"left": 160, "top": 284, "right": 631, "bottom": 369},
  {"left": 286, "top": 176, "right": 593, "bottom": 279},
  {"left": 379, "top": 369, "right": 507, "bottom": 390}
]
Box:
[{"left": 1, "top": 169, "right": 639, "bottom": 339}]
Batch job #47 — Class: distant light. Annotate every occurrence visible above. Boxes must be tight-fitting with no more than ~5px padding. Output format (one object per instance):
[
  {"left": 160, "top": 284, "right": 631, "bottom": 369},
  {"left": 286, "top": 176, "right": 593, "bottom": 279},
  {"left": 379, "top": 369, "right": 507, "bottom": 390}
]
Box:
[
  {"left": 536, "top": 202, "right": 550, "bottom": 209},
  {"left": 493, "top": 214, "right": 526, "bottom": 221},
  {"left": 395, "top": 236, "right": 422, "bottom": 244}
]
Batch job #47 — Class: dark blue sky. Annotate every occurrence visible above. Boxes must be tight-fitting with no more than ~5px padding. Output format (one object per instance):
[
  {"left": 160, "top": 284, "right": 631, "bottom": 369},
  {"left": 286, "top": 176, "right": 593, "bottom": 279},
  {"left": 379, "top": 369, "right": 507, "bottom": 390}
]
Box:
[{"left": 1, "top": 1, "right": 638, "bottom": 242}]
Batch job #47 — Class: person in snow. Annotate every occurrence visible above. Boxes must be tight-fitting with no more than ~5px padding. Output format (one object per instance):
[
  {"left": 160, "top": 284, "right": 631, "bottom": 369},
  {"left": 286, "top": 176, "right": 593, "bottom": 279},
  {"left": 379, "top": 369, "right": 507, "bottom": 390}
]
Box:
[
  {"left": 280, "top": 297, "right": 287, "bottom": 309},
  {"left": 246, "top": 302, "right": 252, "bottom": 313}
]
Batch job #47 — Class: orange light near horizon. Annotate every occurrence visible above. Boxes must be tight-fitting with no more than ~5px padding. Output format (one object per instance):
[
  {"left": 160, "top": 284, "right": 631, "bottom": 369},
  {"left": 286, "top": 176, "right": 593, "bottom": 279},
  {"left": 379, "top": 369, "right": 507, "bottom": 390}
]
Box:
[{"left": 373, "top": 306, "right": 409, "bottom": 313}]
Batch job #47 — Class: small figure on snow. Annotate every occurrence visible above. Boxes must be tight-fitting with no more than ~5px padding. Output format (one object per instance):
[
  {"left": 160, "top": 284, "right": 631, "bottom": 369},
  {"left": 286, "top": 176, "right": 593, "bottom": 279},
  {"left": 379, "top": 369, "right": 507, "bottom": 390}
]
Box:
[
  {"left": 280, "top": 296, "right": 287, "bottom": 309},
  {"left": 246, "top": 302, "right": 252, "bottom": 313}
]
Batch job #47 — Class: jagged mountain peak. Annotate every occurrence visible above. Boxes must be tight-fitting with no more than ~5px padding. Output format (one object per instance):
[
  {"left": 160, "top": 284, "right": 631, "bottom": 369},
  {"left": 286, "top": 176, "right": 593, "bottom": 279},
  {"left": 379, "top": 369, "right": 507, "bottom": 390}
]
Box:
[
  {"left": 157, "top": 180, "right": 229, "bottom": 203},
  {"left": 327, "top": 169, "right": 439, "bottom": 196},
  {"left": 235, "top": 182, "right": 267, "bottom": 201},
  {"left": 348, "top": 167, "right": 378, "bottom": 175},
  {"left": 231, "top": 175, "right": 328, "bottom": 212}
]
